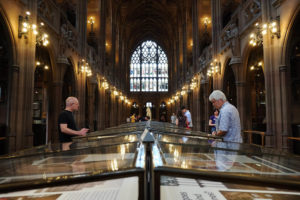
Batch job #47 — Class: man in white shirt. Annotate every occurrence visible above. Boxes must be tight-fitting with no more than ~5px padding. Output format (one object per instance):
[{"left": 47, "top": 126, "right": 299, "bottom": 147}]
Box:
[
  {"left": 170, "top": 113, "right": 176, "bottom": 124},
  {"left": 181, "top": 106, "right": 193, "bottom": 128},
  {"left": 209, "top": 90, "right": 242, "bottom": 143}
]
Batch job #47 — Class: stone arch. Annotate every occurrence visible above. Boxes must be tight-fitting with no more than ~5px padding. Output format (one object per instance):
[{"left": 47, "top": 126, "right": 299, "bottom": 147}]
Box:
[
  {"left": 281, "top": 4, "right": 300, "bottom": 65},
  {"left": 61, "top": 57, "right": 77, "bottom": 108},
  {"left": 222, "top": 57, "right": 237, "bottom": 106},
  {"left": 0, "top": 5, "right": 17, "bottom": 64},
  {"left": 0, "top": 8, "right": 16, "bottom": 154},
  {"left": 284, "top": 7, "right": 300, "bottom": 153},
  {"left": 245, "top": 46, "right": 265, "bottom": 134},
  {"left": 32, "top": 46, "right": 55, "bottom": 146}
]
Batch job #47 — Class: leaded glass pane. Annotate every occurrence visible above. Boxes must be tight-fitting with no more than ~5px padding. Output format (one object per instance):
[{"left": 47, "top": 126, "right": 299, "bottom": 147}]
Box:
[{"left": 130, "top": 40, "right": 168, "bottom": 92}]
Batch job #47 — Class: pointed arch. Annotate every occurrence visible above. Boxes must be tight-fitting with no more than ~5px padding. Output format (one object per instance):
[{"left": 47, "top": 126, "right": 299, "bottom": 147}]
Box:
[{"left": 130, "top": 40, "right": 168, "bottom": 92}]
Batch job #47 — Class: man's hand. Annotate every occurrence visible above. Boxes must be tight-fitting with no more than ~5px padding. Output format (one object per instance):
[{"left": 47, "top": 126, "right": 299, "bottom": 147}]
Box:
[{"left": 79, "top": 128, "right": 89, "bottom": 136}]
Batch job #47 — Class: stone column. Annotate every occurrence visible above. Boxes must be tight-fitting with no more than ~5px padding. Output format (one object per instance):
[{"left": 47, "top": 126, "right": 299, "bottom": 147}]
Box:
[
  {"left": 211, "top": 0, "right": 221, "bottom": 55},
  {"left": 87, "top": 80, "right": 97, "bottom": 131},
  {"left": 192, "top": 86, "right": 200, "bottom": 131},
  {"left": 7, "top": 65, "right": 20, "bottom": 152},
  {"left": 109, "top": 93, "right": 116, "bottom": 127},
  {"left": 279, "top": 65, "right": 289, "bottom": 150},
  {"left": 229, "top": 57, "right": 246, "bottom": 130},
  {"left": 201, "top": 79, "right": 210, "bottom": 132},
  {"left": 98, "top": 86, "right": 106, "bottom": 130},
  {"left": 192, "top": 0, "right": 199, "bottom": 73},
  {"left": 52, "top": 58, "right": 68, "bottom": 143},
  {"left": 52, "top": 81, "right": 64, "bottom": 143}
]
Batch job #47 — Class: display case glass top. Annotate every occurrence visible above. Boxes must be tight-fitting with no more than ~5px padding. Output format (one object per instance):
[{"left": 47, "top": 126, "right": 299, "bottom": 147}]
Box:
[
  {"left": 153, "top": 138, "right": 300, "bottom": 185},
  {"left": 0, "top": 142, "right": 144, "bottom": 189}
]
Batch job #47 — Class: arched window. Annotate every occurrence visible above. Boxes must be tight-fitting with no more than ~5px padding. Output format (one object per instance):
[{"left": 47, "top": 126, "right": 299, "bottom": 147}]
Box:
[{"left": 130, "top": 40, "right": 168, "bottom": 92}]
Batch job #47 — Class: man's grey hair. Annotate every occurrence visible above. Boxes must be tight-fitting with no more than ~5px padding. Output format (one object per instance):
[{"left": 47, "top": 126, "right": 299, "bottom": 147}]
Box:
[
  {"left": 209, "top": 90, "right": 227, "bottom": 101},
  {"left": 66, "top": 97, "right": 78, "bottom": 107}
]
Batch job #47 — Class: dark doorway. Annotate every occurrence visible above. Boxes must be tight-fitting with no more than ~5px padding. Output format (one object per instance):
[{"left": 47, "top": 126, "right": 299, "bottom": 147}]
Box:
[
  {"left": 223, "top": 60, "right": 237, "bottom": 107},
  {"left": 32, "top": 46, "right": 53, "bottom": 146},
  {"left": 288, "top": 12, "right": 300, "bottom": 154},
  {"left": 246, "top": 47, "right": 265, "bottom": 133},
  {"left": 0, "top": 14, "right": 12, "bottom": 154}
]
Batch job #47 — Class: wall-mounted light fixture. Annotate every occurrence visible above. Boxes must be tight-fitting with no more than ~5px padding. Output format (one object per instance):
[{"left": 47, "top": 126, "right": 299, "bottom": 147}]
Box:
[
  {"left": 249, "top": 18, "right": 280, "bottom": 47},
  {"left": 78, "top": 59, "right": 92, "bottom": 77},
  {"left": 190, "top": 76, "right": 197, "bottom": 90},
  {"left": 203, "top": 17, "right": 211, "bottom": 31},
  {"left": 87, "top": 16, "right": 95, "bottom": 32},
  {"left": 35, "top": 22, "right": 50, "bottom": 46},
  {"left": 207, "top": 59, "right": 221, "bottom": 77},
  {"left": 102, "top": 81, "right": 109, "bottom": 90},
  {"left": 18, "top": 11, "right": 31, "bottom": 38},
  {"left": 269, "top": 18, "right": 280, "bottom": 39},
  {"left": 35, "top": 60, "right": 49, "bottom": 70},
  {"left": 249, "top": 61, "right": 263, "bottom": 71},
  {"left": 18, "top": 11, "right": 50, "bottom": 46},
  {"left": 114, "top": 90, "right": 119, "bottom": 96}
]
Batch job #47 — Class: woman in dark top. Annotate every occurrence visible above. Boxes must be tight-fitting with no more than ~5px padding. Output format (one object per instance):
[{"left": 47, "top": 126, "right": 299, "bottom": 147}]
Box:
[
  {"left": 209, "top": 109, "right": 219, "bottom": 134},
  {"left": 176, "top": 110, "right": 187, "bottom": 128}
]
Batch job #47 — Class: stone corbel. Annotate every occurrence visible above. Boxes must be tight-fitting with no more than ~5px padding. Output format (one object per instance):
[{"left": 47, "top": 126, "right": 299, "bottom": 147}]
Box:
[
  {"left": 229, "top": 56, "right": 242, "bottom": 66},
  {"left": 225, "top": 22, "right": 241, "bottom": 56},
  {"left": 57, "top": 56, "right": 70, "bottom": 65}
]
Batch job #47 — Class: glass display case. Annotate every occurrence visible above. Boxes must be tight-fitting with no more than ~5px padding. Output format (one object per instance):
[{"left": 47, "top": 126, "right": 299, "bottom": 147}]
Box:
[
  {"left": 151, "top": 129, "right": 300, "bottom": 199},
  {"left": 0, "top": 121, "right": 299, "bottom": 200},
  {"left": 0, "top": 135, "right": 145, "bottom": 199}
]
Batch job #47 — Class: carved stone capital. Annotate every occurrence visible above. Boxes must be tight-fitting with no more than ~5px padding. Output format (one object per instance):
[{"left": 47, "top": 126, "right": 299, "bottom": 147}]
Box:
[
  {"left": 229, "top": 56, "right": 242, "bottom": 66},
  {"left": 11, "top": 65, "right": 20, "bottom": 73},
  {"left": 279, "top": 65, "right": 287, "bottom": 72},
  {"left": 57, "top": 56, "right": 70, "bottom": 65}
]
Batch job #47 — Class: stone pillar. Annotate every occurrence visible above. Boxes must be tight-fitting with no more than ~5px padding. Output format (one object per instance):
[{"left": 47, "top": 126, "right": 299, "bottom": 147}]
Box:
[
  {"left": 76, "top": 72, "right": 86, "bottom": 129},
  {"left": 229, "top": 57, "right": 246, "bottom": 130},
  {"left": 52, "top": 58, "right": 68, "bottom": 143},
  {"left": 110, "top": 93, "right": 116, "bottom": 127},
  {"left": 192, "top": 0, "right": 199, "bottom": 73},
  {"left": 52, "top": 81, "right": 64, "bottom": 143},
  {"left": 193, "top": 86, "right": 200, "bottom": 131},
  {"left": 279, "top": 65, "right": 289, "bottom": 150},
  {"left": 87, "top": 80, "right": 97, "bottom": 131},
  {"left": 98, "top": 86, "right": 106, "bottom": 130},
  {"left": 201, "top": 79, "right": 210, "bottom": 132},
  {"left": 211, "top": 0, "right": 221, "bottom": 55},
  {"left": 7, "top": 65, "right": 20, "bottom": 152}
]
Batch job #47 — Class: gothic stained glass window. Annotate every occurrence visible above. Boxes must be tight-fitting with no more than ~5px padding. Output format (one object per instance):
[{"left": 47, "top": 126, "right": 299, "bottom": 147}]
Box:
[{"left": 130, "top": 40, "right": 168, "bottom": 92}]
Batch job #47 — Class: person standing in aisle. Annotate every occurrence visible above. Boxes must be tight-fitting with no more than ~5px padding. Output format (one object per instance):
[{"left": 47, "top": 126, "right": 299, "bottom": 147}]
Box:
[
  {"left": 209, "top": 109, "right": 219, "bottom": 134},
  {"left": 181, "top": 106, "right": 193, "bottom": 129},
  {"left": 171, "top": 113, "right": 176, "bottom": 124},
  {"left": 58, "top": 97, "right": 89, "bottom": 143},
  {"left": 209, "top": 90, "right": 242, "bottom": 143}
]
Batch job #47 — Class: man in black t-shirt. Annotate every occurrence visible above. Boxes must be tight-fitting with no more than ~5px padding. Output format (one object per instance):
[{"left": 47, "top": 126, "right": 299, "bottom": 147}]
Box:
[{"left": 58, "top": 97, "right": 89, "bottom": 142}]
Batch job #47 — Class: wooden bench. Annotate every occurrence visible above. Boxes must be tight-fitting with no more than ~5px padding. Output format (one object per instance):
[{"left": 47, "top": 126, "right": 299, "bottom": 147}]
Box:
[{"left": 243, "top": 130, "right": 265, "bottom": 146}]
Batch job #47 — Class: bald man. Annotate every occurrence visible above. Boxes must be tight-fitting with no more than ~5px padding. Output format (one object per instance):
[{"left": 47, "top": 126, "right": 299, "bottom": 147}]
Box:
[{"left": 58, "top": 97, "right": 89, "bottom": 143}]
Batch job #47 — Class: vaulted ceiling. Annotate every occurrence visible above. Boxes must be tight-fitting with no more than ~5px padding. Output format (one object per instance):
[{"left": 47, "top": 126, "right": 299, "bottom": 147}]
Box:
[{"left": 117, "top": 0, "right": 180, "bottom": 55}]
